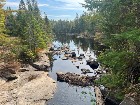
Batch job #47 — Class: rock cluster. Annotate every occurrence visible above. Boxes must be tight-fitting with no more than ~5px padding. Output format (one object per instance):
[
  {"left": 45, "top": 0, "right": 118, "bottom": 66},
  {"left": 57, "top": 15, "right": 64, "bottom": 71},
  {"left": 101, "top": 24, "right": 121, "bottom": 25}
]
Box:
[{"left": 56, "top": 72, "right": 95, "bottom": 87}]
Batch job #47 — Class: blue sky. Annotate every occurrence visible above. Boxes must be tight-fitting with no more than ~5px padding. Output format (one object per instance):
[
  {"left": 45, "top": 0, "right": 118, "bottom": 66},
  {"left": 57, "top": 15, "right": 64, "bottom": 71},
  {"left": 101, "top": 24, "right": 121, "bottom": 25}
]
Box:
[{"left": 5, "top": 0, "right": 87, "bottom": 20}]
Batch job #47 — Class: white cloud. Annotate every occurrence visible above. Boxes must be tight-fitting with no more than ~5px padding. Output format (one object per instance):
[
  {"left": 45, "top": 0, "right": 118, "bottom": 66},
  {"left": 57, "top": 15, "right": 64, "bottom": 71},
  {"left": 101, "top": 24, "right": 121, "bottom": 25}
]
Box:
[
  {"left": 48, "top": 15, "right": 71, "bottom": 18},
  {"left": 5, "top": 2, "right": 49, "bottom": 7},
  {"left": 47, "top": 14, "right": 73, "bottom": 20},
  {"left": 38, "top": 3, "right": 49, "bottom": 7},
  {"left": 55, "top": 0, "right": 85, "bottom": 4},
  {"left": 55, "top": 15, "right": 71, "bottom": 18},
  {"left": 50, "top": 6, "right": 84, "bottom": 10},
  {"left": 5, "top": 2, "right": 19, "bottom": 7},
  {"left": 53, "top": 0, "right": 85, "bottom": 10}
]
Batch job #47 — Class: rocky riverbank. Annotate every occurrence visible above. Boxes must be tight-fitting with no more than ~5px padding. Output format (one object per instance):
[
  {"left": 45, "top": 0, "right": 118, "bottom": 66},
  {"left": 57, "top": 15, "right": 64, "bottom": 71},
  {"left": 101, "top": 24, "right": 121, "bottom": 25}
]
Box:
[{"left": 0, "top": 49, "right": 57, "bottom": 105}]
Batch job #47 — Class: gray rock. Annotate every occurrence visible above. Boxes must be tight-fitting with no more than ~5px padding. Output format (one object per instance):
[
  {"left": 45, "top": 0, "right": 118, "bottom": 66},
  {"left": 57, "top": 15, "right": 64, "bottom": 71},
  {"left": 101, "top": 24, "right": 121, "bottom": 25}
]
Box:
[
  {"left": 120, "top": 97, "right": 136, "bottom": 105},
  {"left": 71, "top": 52, "right": 76, "bottom": 58},
  {"left": 56, "top": 72, "right": 95, "bottom": 86},
  {"left": 81, "top": 69, "right": 93, "bottom": 74}
]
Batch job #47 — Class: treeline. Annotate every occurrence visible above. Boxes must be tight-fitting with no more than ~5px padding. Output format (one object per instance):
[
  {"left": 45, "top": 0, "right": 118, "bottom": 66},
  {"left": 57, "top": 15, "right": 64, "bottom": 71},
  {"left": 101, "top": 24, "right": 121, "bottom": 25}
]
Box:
[
  {"left": 83, "top": 0, "right": 140, "bottom": 101},
  {"left": 0, "top": 0, "right": 51, "bottom": 63},
  {"left": 51, "top": 13, "right": 97, "bottom": 36}
]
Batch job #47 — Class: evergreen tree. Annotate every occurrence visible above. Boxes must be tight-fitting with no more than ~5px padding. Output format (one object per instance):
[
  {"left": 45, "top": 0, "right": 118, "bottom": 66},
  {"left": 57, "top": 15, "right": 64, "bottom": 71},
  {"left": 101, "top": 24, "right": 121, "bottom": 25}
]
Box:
[
  {"left": 0, "top": 0, "right": 5, "bottom": 34},
  {"left": 19, "top": 0, "right": 26, "bottom": 10},
  {"left": 44, "top": 15, "right": 51, "bottom": 33},
  {"left": 83, "top": 0, "right": 140, "bottom": 101}
]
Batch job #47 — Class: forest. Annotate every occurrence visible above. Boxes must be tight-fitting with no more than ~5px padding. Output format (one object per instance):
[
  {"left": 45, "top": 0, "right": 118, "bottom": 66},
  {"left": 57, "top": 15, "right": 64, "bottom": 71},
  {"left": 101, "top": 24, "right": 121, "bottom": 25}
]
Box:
[
  {"left": 51, "top": 0, "right": 140, "bottom": 101},
  {"left": 0, "top": 0, "right": 140, "bottom": 105},
  {"left": 0, "top": 0, "right": 52, "bottom": 63}
]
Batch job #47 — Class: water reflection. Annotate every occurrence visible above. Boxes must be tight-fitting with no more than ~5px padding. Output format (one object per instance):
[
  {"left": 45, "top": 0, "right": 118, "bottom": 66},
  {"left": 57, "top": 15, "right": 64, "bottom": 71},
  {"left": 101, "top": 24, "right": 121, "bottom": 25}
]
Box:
[
  {"left": 54, "top": 35, "right": 94, "bottom": 52},
  {"left": 48, "top": 35, "right": 100, "bottom": 105},
  {"left": 54, "top": 34, "right": 108, "bottom": 55}
]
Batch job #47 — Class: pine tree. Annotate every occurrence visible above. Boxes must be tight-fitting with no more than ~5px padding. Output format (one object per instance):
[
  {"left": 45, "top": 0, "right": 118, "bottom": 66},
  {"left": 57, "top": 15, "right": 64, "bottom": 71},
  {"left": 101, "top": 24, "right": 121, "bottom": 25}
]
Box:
[
  {"left": 0, "top": 0, "right": 5, "bottom": 34},
  {"left": 44, "top": 15, "right": 51, "bottom": 33},
  {"left": 19, "top": 0, "right": 26, "bottom": 10},
  {"left": 15, "top": 0, "right": 27, "bottom": 37}
]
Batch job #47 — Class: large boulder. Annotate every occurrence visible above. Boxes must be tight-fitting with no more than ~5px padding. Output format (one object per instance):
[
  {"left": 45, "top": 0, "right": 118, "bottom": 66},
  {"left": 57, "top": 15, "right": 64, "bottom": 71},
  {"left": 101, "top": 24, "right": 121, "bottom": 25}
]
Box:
[
  {"left": 0, "top": 71, "right": 57, "bottom": 105},
  {"left": 71, "top": 52, "right": 76, "bottom": 58},
  {"left": 87, "top": 60, "right": 99, "bottom": 69},
  {"left": 0, "top": 62, "right": 19, "bottom": 81}
]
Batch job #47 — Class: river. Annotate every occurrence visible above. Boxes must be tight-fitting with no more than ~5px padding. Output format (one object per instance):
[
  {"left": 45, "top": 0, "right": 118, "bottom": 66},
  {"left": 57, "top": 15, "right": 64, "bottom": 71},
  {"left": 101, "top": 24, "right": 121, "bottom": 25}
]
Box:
[{"left": 47, "top": 35, "right": 103, "bottom": 105}]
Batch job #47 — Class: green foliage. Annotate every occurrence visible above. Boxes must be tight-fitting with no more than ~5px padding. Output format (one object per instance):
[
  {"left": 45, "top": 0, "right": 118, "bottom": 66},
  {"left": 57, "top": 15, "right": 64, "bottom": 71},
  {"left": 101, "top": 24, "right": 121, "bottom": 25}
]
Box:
[
  {"left": 4, "top": 0, "right": 52, "bottom": 63},
  {"left": 84, "top": 0, "right": 140, "bottom": 101},
  {"left": 99, "top": 51, "right": 136, "bottom": 73},
  {"left": 51, "top": 12, "right": 98, "bottom": 36},
  {"left": 19, "top": 46, "right": 38, "bottom": 63},
  {"left": 95, "top": 73, "right": 126, "bottom": 101},
  {"left": 0, "top": 0, "right": 5, "bottom": 34},
  {"left": 0, "top": 35, "right": 22, "bottom": 63}
]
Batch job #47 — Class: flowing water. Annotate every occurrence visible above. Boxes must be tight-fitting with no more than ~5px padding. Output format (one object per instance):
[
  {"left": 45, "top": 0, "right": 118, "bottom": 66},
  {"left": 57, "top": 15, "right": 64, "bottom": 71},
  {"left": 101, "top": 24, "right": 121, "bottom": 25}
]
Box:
[{"left": 47, "top": 35, "right": 104, "bottom": 105}]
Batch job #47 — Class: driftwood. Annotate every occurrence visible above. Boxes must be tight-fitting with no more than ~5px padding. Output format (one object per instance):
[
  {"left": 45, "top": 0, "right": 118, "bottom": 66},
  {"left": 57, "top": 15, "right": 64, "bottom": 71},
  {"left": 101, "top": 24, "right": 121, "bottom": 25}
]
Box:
[{"left": 56, "top": 72, "right": 95, "bottom": 87}]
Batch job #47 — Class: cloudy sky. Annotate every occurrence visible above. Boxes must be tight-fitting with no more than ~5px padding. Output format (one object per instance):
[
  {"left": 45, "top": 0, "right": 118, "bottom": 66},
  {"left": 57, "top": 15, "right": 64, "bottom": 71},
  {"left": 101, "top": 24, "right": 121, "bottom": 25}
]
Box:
[{"left": 5, "top": 0, "right": 87, "bottom": 20}]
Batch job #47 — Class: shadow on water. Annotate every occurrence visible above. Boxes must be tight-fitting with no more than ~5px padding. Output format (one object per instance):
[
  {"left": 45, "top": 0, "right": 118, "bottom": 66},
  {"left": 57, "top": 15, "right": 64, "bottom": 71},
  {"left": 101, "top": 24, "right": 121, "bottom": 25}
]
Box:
[{"left": 47, "top": 35, "right": 104, "bottom": 105}]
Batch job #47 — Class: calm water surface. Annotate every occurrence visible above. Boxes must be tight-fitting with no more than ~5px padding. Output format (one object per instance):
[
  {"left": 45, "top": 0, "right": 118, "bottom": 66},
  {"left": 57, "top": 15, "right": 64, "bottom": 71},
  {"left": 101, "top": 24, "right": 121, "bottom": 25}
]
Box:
[{"left": 47, "top": 35, "right": 99, "bottom": 105}]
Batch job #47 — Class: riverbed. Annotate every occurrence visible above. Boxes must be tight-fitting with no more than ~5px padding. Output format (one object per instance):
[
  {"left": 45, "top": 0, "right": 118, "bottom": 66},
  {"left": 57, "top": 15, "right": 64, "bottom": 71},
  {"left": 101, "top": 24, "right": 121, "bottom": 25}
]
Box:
[{"left": 47, "top": 35, "right": 101, "bottom": 105}]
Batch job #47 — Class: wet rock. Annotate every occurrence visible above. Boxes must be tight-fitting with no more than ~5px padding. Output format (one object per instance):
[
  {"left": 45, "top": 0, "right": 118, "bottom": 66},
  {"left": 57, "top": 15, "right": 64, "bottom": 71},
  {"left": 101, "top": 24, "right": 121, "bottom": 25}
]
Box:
[
  {"left": 87, "top": 60, "right": 99, "bottom": 69},
  {"left": 65, "top": 51, "right": 71, "bottom": 55},
  {"left": 105, "top": 98, "right": 119, "bottom": 105},
  {"left": 49, "top": 47, "right": 54, "bottom": 51},
  {"left": 81, "top": 69, "right": 93, "bottom": 74},
  {"left": 96, "top": 70, "right": 102, "bottom": 74},
  {"left": 80, "top": 54, "right": 85, "bottom": 57},
  {"left": 56, "top": 72, "right": 95, "bottom": 86},
  {"left": 64, "top": 54, "right": 71, "bottom": 57},
  {"left": 54, "top": 51, "right": 61, "bottom": 55},
  {"left": 31, "top": 63, "right": 49, "bottom": 71},
  {"left": 56, "top": 47, "right": 61, "bottom": 51},
  {"left": 71, "top": 52, "right": 76, "bottom": 58},
  {"left": 77, "top": 56, "right": 83, "bottom": 60},
  {"left": 53, "top": 58, "right": 57, "bottom": 60},
  {"left": 87, "top": 60, "right": 91, "bottom": 65},
  {"left": 62, "top": 57, "right": 68, "bottom": 60},
  {"left": 76, "top": 65, "right": 79, "bottom": 69}
]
